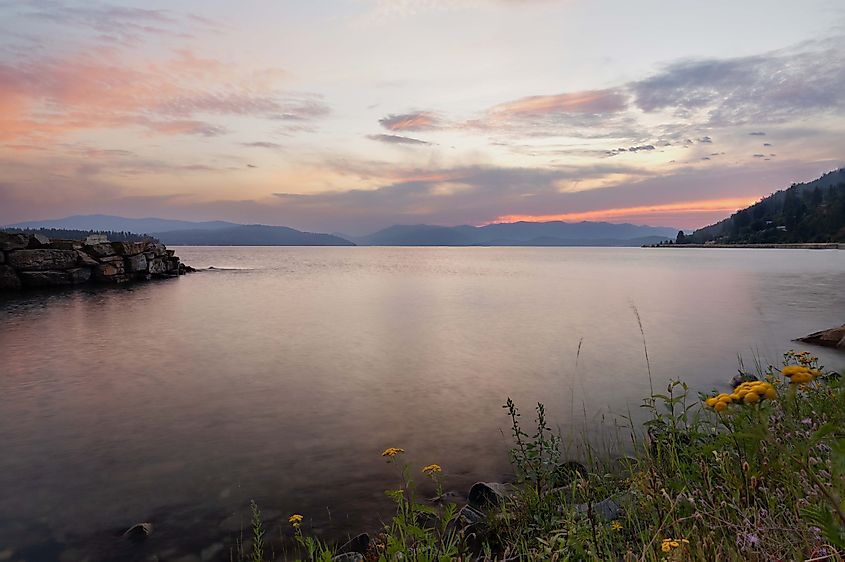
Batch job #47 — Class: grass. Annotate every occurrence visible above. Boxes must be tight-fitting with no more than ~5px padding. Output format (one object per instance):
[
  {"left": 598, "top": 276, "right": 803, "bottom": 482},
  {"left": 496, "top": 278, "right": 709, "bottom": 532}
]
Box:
[{"left": 241, "top": 350, "right": 845, "bottom": 561}]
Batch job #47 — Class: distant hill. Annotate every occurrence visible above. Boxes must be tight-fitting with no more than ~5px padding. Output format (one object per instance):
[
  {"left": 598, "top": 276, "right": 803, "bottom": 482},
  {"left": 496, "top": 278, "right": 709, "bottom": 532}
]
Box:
[
  {"left": 153, "top": 225, "right": 355, "bottom": 246},
  {"left": 687, "top": 169, "right": 845, "bottom": 244},
  {"left": 352, "top": 221, "right": 677, "bottom": 246},
  {"left": 7, "top": 215, "right": 238, "bottom": 234}
]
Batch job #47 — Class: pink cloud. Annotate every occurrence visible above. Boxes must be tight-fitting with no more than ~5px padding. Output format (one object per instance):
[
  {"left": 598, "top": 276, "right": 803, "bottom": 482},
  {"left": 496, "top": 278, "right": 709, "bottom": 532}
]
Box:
[{"left": 489, "top": 89, "right": 628, "bottom": 118}]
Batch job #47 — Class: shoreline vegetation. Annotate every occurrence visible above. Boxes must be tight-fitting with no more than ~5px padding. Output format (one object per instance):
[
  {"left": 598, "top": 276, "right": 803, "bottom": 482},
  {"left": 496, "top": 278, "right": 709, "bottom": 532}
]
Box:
[
  {"left": 646, "top": 243, "right": 843, "bottom": 249},
  {"left": 217, "top": 350, "right": 844, "bottom": 562}
]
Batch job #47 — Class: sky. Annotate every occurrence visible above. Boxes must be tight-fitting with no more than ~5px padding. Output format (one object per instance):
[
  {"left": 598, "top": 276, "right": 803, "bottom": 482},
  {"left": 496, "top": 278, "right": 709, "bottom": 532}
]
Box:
[{"left": 1, "top": 0, "right": 844, "bottom": 235}]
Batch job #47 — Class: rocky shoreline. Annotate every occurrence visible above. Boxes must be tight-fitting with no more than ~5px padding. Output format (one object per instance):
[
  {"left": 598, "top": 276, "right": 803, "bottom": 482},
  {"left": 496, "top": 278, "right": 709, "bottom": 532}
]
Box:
[{"left": 0, "top": 232, "right": 194, "bottom": 291}]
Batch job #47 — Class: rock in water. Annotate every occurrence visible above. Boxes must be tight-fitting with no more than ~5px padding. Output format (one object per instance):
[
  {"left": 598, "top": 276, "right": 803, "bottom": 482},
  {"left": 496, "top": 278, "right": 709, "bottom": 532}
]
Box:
[
  {"left": 797, "top": 325, "right": 845, "bottom": 350},
  {"left": 7, "top": 249, "right": 78, "bottom": 271},
  {"left": 123, "top": 522, "right": 154, "bottom": 541},
  {"left": 124, "top": 254, "right": 148, "bottom": 273},
  {"left": 0, "top": 265, "right": 21, "bottom": 290}
]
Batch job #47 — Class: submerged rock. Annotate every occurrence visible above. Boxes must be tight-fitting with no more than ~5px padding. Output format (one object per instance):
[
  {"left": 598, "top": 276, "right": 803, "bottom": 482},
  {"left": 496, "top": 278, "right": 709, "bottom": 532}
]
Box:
[
  {"left": 0, "top": 265, "right": 21, "bottom": 290},
  {"left": 797, "top": 325, "right": 845, "bottom": 350},
  {"left": 123, "top": 522, "right": 154, "bottom": 541}
]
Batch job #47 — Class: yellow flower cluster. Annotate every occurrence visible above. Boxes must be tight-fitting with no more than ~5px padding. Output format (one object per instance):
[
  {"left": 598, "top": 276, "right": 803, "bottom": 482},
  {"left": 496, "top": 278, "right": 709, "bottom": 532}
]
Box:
[
  {"left": 786, "top": 350, "right": 819, "bottom": 367},
  {"left": 421, "top": 464, "right": 442, "bottom": 475},
  {"left": 704, "top": 381, "right": 776, "bottom": 412},
  {"left": 611, "top": 521, "right": 623, "bottom": 531},
  {"left": 288, "top": 513, "right": 303, "bottom": 527},
  {"left": 661, "top": 538, "right": 689, "bottom": 553},
  {"left": 382, "top": 447, "right": 405, "bottom": 458},
  {"left": 781, "top": 365, "right": 821, "bottom": 384}
]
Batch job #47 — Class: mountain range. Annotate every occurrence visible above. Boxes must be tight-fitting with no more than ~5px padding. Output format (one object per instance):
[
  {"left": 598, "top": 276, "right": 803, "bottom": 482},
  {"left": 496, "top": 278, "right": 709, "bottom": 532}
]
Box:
[{"left": 3, "top": 215, "right": 677, "bottom": 246}]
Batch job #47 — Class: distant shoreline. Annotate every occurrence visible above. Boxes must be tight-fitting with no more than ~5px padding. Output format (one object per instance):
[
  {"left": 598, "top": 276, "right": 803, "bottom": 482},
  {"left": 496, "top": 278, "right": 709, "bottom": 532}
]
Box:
[{"left": 647, "top": 243, "right": 843, "bottom": 249}]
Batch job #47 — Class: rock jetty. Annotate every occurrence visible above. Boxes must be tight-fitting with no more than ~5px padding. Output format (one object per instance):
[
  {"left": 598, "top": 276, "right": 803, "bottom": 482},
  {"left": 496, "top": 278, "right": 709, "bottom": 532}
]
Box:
[{"left": 0, "top": 232, "right": 193, "bottom": 291}]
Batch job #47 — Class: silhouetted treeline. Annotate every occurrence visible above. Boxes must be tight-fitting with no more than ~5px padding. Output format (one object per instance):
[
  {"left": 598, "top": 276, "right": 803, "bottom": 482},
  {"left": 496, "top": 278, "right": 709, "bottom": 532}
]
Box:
[
  {"left": 3, "top": 227, "right": 158, "bottom": 243},
  {"left": 682, "top": 169, "right": 845, "bottom": 244}
]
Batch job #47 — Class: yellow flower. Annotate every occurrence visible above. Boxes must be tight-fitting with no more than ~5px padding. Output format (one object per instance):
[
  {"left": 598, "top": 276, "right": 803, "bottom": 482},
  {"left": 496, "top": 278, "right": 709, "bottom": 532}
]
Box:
[
  {"left": 714, "top": 401, "right": 727, "bottom": 412},
  {"left": 743, "top": 392, "right": 760, "bottom": 404},
  {"left": 421, "top": 464, "right": 442, "bottom": 475},
  {"left": 764, "top": 387, "right": 777, "bottom": 400},
  {"left": 704, "top": 397, "right": 718, "bottom": 407},
  {"left": 288, "top": 514, "right": 303, "bottom": 527},
  {"left": 611, "top": 521, "right": 623, "bottom": 531},
  {"left": 382, "top": 447, "right": 405, "bottom": 458}
]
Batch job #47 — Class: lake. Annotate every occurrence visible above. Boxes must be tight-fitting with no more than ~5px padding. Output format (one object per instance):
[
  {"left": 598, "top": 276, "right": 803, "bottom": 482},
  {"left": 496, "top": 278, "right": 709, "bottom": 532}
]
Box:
[{"left": 1, "top": 247, "right": 843, "bottom": 561}]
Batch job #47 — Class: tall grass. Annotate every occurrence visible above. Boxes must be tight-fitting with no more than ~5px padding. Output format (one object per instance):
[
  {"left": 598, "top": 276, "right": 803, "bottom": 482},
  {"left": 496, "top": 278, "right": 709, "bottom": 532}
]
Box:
[{"left": 240, "top": 349, "right": 843, "bottom": 561}]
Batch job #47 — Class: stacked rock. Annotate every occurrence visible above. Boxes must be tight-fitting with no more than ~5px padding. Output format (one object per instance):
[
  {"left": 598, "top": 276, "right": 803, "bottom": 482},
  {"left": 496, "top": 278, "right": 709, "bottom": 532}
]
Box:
[{"left": 0, "top": 232, "right": 193, "bottom": 291}]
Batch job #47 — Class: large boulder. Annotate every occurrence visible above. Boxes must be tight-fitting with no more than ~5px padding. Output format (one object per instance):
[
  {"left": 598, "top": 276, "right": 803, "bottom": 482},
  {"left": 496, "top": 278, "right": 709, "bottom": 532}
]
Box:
[
  {"left": 111, "top": 241, "right": 147, "bottom": 256},
  {"left": 51, "top": 240, "right": 84, "bottom": 251},
  {"left": 7, "top": 249, "right": 78, "bottom": 271},
  {"left": 797, "top": 325, "right": 845, "bottom": 350},
  {"left": 124, "top": 254, "right": 148, "bottom": 272},
  {"left": 83, "top": 243, "right": 116, "bottom": 259},
  {"left": 76, "top": 251, "right": 99, "bottom": 266},
  {"left": 145, "top": 242, "right": 167, "bottom": 256},
  {"left": 0, "top": 265, "right": 21, "bottom": 290},
  {"left": 19, "top": 270, "right": 74, "bottom": 287},
  {"left": 468, "top": 482, "right": 513, "bottom": 510},
  {"left": 27, "top": 233, "right": 51, "bottom": 248},
  {"left": 149, "top": 257, "right": 168, "bottom": 275},
  {"left": 0, "top": 232, "right": 30, "bottom": 251},
  {"left": 93, "top": 261, "right": 125, "bottom": 280}
]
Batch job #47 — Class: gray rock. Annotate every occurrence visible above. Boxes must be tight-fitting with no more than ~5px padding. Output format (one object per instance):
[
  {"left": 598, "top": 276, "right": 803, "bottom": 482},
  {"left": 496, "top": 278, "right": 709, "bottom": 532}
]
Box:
[
  {"left": 98, "top": 255, "right": 124, "bottom": 263},
  {"left": 51, "top": 240, "right": 84, "bottom": 251},
  {"left": 468, "top": 482, "right": 513, "bottom": 510},
  {"left": 7, "top": 249, "right": 78, "bottom": 271},
  {"left": 145, "top": 242, "right": 167, "bottom": 256},
  {"left": 124, "top": 254, "right": 148, "bottom": 272},
  {"left": 76, "top": 251, "right": 99, "bottom": 266},
  {"left": 0, "top": 265, "right": 18, "bottom": 290},
  {"left": 28, "top": 233, "right": 50, "bottom": 247},
  {"left": 0, "top": 232, "right": 29, "bottom": 251},
  {"left": 123, "top": 522, "right": 154, "bottom": 541},
  {"left": 574, "top": 493, "right": 630, "bottom": 521},
  {"left": 112, "top": 241, "right": 148, "bottom": 256},
  {"left": 67, "top": 267, "right": 92, "bottom": 284},
  {"left": 19, "top": 270, "right": 74, "bottom": 287},
  {"left": 457, "top": 504, "right": 486, "bottom": 527},
  {"left": 94, "top": 262, "right": 125, "bottom": 278},
  {"left": 84, "top": 243, "right": 116, "bottom": 259},
  {"left": 149, "top": 258, "right": 168, "bottom": 275},
  {"left": 797, "top": 324, "right": 845, "bottom": 350}
]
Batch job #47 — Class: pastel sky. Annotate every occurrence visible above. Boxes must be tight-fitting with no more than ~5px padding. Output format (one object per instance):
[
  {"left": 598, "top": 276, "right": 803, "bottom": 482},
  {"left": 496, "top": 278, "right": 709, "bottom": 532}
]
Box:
[{"left": 1, "top": 0, "right": 844, "bottom": 234}]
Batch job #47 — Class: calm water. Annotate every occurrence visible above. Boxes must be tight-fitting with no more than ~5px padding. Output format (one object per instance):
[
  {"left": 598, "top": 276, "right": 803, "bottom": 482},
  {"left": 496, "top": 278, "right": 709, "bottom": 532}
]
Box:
[{"left": 1, "top": 247, "right": 844, "bottom": 560}]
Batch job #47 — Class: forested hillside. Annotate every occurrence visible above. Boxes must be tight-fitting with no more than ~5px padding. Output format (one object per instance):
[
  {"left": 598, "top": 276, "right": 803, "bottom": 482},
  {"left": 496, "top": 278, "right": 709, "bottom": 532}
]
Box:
[{"left": 685, "top": 169, "right": 845, "bottom": 244}]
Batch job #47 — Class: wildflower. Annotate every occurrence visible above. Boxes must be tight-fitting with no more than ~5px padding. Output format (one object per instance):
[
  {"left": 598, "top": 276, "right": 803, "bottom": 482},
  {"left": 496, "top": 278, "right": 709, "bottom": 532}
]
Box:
[
  {"left": 661, "top": 538, "right": 689, "bottom": 553},
  {"left": 421, "top": 464, "right": 442, "bottom": 475},
  {"left": 381, "top": 447, "right": 405, "bottom": 458},
  {"left": 704, "top": 381, "right": 776, "bottom": 411},
  {"left": 288, "top": 514, "right": 303, "bottom": 528},
  {"left": 611, "top": 521, "right": 623, "bottom": 531}
]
